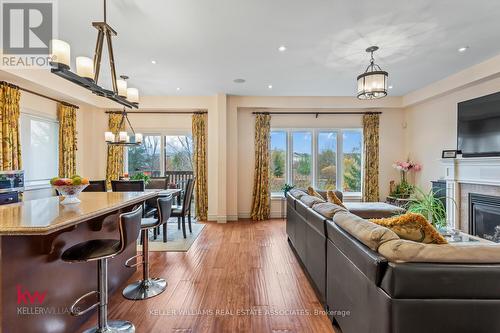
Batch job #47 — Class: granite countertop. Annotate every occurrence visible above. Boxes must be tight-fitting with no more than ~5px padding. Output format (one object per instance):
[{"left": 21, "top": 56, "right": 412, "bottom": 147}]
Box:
[{"left": 0, "top": 192, "right": 157, "bottom": 236}]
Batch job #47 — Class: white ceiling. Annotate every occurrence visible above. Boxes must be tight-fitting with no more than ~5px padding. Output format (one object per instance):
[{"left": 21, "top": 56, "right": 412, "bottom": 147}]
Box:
[{"left": 57, "top": 0, "right": 500, "bottom": 97}]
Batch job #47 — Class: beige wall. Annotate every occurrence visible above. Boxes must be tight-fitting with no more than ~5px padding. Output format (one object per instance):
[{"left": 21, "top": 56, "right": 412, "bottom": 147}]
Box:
[{"left": 404, "top": 75, "right": 500, "bottom": 191}]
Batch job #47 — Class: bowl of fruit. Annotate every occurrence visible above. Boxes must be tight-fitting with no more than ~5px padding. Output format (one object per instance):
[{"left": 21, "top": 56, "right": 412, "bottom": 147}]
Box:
[{"left": 50, "top": 175, "right": 90, "bottom": 205}]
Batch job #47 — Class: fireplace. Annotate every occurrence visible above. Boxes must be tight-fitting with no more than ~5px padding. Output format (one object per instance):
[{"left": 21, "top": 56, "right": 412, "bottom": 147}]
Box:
[{"left": 469, "top": 193, "right": 500, "bottom": 242}]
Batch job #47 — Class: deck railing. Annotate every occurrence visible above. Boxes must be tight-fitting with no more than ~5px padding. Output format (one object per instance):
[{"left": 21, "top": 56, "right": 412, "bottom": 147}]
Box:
[{"left": 165, "top": 171, "right": 194, "bottom": 188}]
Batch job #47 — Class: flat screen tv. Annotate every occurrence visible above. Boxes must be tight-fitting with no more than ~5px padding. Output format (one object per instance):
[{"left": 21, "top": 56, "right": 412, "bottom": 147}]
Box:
[{"left": 458, "top": 91, "right": 500, "bottom": 157}]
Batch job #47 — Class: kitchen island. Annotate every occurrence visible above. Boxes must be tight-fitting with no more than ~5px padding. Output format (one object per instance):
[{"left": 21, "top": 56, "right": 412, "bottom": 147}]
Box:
[{"left": 0, "top": 191, "right": 157, "bottom": 333}]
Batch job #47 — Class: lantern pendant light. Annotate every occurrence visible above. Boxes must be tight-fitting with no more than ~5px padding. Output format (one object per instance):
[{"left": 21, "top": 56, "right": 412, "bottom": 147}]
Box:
[{"left": 357, "top": 46, "right": 388, "bottom": 100}]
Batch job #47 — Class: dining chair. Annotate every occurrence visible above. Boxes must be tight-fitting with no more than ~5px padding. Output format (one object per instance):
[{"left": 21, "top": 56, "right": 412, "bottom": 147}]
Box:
[
  {"left": 171, "top": 178, "right": 196, "bottom": 239},
  {"left": 111, "top": 180, "right": 145, "bottom": 192},
  {"left": 83, "top": 180, "right": 107, "bottom": 192}
]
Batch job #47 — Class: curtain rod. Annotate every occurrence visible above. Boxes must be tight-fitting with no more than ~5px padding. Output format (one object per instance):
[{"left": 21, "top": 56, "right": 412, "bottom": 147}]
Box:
[
  {"left": 0, "top": 81, "right": 79, "bottom": 109},
  {"left": 252, "top": 111, "right": 382, "bottom": 116},
  {"left": 105, "top": 110, "right": 208, "bottom": 115}
]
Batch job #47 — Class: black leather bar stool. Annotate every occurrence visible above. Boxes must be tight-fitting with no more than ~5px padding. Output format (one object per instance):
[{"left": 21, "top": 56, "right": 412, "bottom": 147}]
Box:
[
  {"left": 122, "top": 196, "right": 173, "bottom": 300},
  {"left": 61, "top": 206, "right": 143, "bottom": 333}
]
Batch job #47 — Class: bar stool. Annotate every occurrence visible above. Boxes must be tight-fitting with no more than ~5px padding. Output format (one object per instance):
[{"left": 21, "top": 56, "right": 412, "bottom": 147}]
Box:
[
  {"left": 61, "top": 206, "right": 143, "bottom": 333},
  {"left": 122, "top": 196, "right": 173, "bottom": 300}
]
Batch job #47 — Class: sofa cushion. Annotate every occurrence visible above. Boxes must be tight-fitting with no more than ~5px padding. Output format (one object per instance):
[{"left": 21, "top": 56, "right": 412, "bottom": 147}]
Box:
[
  {"left": 300, "top": 194, "right": 325, "bottom": 207},
  {"left": 312, "top": 202, "right": 347, "bottom": 219},
  {"left": 344, "top": 202, "right": 404, "bottom": 219},
  {"left": 307, "top": 186, "right": 325, "bottom": 200},
  {"left": 289, "top": 188, "right": 307, "bottom": 199},
  {"left": 371, "top": 213, "right": 447, "bottom": 244},
  {"left": 327, "top": 190, "right": 346, "bottom": 208},
  {"left": 378, "top": 238, "right": 500, "bottom": 263},
  {"left": 380, "top": 261, "right": 500, "bottom": 299},
  {"left": 332, "top": 211, "right": 399, "bottom": 251}
]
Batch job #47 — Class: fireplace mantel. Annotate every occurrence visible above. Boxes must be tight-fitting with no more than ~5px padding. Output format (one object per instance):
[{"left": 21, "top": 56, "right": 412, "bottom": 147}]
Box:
[{"left": 441, "top": 157, "right": 500, "bottom": 228}]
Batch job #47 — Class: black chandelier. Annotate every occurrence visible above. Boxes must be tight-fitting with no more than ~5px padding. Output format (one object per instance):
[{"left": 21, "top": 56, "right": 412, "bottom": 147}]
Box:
[
  {"left": 104, "top": 108, "right": 142, "bottom": 146},
  {"left": 357, "top": 46, "right": 389, "bottom": 100},
  {"left": 49, "top": 0, "right": 139, "bottom": 109}
]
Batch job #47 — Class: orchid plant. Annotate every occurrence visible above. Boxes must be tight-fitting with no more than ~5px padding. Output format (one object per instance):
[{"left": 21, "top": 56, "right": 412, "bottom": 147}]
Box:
[{"left": 390, "top": 159, "right": 422, "bottom": 198}]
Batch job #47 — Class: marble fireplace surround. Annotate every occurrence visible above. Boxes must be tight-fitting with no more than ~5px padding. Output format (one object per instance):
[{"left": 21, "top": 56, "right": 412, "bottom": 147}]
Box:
[{"left": 442, "top": 157, "right": 500, "bottom": 232}]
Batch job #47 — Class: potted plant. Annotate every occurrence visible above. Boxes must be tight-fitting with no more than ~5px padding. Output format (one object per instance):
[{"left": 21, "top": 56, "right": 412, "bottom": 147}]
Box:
[
  {"left": 406, "top": 187, "right": 449, "bottom": 229},
  {"left": 391, "top": 160, "right": 422, "bottom": 198},
  {"left": 281, "top": 183, "right": 295, "bottom": 196},
  {"left": 130, "top": 172, "right": 151, "bottom": 186}
]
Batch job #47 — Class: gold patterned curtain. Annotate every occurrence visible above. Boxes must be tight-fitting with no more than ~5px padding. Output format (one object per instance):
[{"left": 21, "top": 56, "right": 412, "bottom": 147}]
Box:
[
  {"left": 251, "top": 113, "right": 271, "bottom": 221},
  {"left": 192, "top": 113, "right": 208, "bottom": 221},
  {"left": 363, "top": 113, "right": 380, "bottom": 202},
  {"left": 106, "top": 113, "right": 125, "bottom": 190},
  {"left": 0, "top": 83, "right": 22, "bottom": 171},
  {"left": 57, "top": 103, "right": 77, "bottom": 177}
]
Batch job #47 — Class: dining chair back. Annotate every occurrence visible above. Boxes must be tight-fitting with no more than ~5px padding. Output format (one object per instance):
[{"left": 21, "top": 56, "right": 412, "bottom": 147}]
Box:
[{"left": 111, "top": 180, "right": 145, "bottom": 192}]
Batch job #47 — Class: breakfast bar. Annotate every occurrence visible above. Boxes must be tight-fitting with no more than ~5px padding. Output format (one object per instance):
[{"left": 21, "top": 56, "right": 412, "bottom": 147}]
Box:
[{"left": 0, "top": 191, "right": 157, "bottom": 333}]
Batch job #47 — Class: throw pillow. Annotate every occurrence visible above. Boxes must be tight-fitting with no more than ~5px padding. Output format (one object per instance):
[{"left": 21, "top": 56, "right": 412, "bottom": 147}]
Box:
[
  {"left": 307, "top": 186, "right": 325, "bottom": 200},
  {"left": 327, "top": 190, "right": 347, "bottom": 209},
  {"left": 370, "top": 213, "right": 447, "bottom": 244}
]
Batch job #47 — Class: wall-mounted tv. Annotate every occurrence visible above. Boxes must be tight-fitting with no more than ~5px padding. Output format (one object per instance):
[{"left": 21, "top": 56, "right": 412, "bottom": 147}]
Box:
[{"left": 458, "top": 91, "right": 500, "bottom": 157}]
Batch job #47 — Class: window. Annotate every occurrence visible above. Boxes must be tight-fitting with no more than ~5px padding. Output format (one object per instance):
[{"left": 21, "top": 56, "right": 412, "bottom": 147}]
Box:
[
  {"left": 342, "top": 130, "right": 362, "bottom": 193},
  {"left": 317, "top": 131, "right": 337, "bottom": 190},
  {"left": 165, "top": 135, "right": 193, "bottom": 172},
  {"left": 20, "top": 113, "right": 59, "bottom": 187},
  {"left": 126, "top": 134, "right": 193, "bottom": 177},
  {"left": 127, "top": 135, "right": 162, "bottom": 177},
  {"left": 270, "top": 129, "right": 363, "bottom": 196},
  {"left": 270, "top": 131, "right": 287, "bottom": 192},
  {"left": 292, "top": 131, "right": 312, "bottom": 189}
]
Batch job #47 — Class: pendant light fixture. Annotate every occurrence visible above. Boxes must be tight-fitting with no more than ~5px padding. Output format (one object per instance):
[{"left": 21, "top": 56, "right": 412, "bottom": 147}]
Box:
[
  {"left": 357, "top": 46, "right": 388, "bottom": 100},
  {"left": 105, "top": 108, "right": 143, "bottom": 146},
  {"left": 50, "top": 0, "right": 139, "bottom": 108}
]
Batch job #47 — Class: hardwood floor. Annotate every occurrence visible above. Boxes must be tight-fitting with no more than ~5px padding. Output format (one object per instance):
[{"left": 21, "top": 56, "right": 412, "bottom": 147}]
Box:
[{"left": 81, "top": 219, "right": 337, "bottom": 333}]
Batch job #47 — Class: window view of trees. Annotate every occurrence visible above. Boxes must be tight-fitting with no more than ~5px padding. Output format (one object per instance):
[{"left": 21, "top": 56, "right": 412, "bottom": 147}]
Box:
[
  {"left": 269, "top": 129, "right": 363, "bottom": 195},
  {"left": 292, "top": 132, "right": 312, "bottom": 189},
  {"left": 270, "top": 131, "right": 287, "bottom": 193},
  {"left": 165, "top": 136, "right": 193, "bottom": 172},
  {"left": 343, "top": 131, "right": 362, "bottom": 192},
  {"left": 127, "top": 135, "right": 162, "bottom": 177},
  {"left": 127, "top": 134, "right": 194, "bottom": 177},
  {"left": 317, "top": 132, "right": 337, "bottom": 190}
]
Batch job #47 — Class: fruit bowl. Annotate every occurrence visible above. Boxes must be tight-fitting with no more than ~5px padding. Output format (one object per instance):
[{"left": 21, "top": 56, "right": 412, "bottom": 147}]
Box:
[
  {"left": 53, "top": 184, "right": 88, "bottom": 204},
  {"left": 50, "top": 175, "right": 90, "bottom": 205}
]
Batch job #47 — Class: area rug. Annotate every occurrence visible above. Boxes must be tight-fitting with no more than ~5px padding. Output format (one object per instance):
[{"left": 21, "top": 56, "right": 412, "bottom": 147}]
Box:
[{"left": 137, "top": 221, "right": 205, "bottom": 252}]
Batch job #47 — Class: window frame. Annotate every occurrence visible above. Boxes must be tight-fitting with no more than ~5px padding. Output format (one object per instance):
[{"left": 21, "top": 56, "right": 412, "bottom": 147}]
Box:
[
  {"left": 270, "top": 127, "right": 363, "bottom": 198},
  {"left": 20, "top": 111, "right": 59, "bottom": 189},
  {"left": 124, "top": 130, "right": 193, "bottom": 177}
]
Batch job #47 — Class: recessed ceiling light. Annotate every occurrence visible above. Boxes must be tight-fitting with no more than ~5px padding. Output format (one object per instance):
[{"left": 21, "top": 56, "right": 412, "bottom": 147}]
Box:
[
  {"left": 278, "top": 45, "right": 287, "bottom": 52},
  {"left": 268, "top": 85, "right": 273, "bottom": 89},
  {"left": 176, "top": 87, "right": 181, "bottom": 91},
  {"left": 388, "top": 85, "right": 393, "bottom": 89},
  {"left": 458, "top": 46, "right": 469, "bottom": 53},
  {"left": 151, "top": 60, "right": 157, "bottom": 64},
  {"left": 233, "top": 78, "right": 246, "bottom": 83}
]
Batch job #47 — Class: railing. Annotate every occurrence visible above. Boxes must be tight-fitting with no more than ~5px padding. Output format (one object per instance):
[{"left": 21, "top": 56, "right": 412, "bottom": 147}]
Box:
[{"left": 165, "top": 171, "right": 194, "bottom": 188}]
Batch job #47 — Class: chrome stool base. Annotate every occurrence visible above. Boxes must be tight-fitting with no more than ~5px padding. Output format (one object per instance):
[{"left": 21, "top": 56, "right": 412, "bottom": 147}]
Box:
[
  {"left": 82, "top": 320, "right": 135, "bottom": 333},
  {"left": 122, "top": 278, "right": 167, "bottom": 300}
]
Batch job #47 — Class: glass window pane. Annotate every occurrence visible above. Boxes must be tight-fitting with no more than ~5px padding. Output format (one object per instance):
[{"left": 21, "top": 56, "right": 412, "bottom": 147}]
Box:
[
  {"left": 165, "top": 135, "right": 193, "bottom": 172},
  {"left": 20, "top": 115, "right": 58, "bottom": 186},
  {"left": 270, "top": 131, "right": 287, "bottom": 193},
  {"left": 317, "top": 132, "right": 337, "bottom": 190},
  {"left": 292, "top": 131, "right": 312, "bottom": 189},
  {"left": 128, "top": 135, "right": 162, "bottom": 177},
  {"left": 342, "top": 130, "right": 362, "bottom": 193}
]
